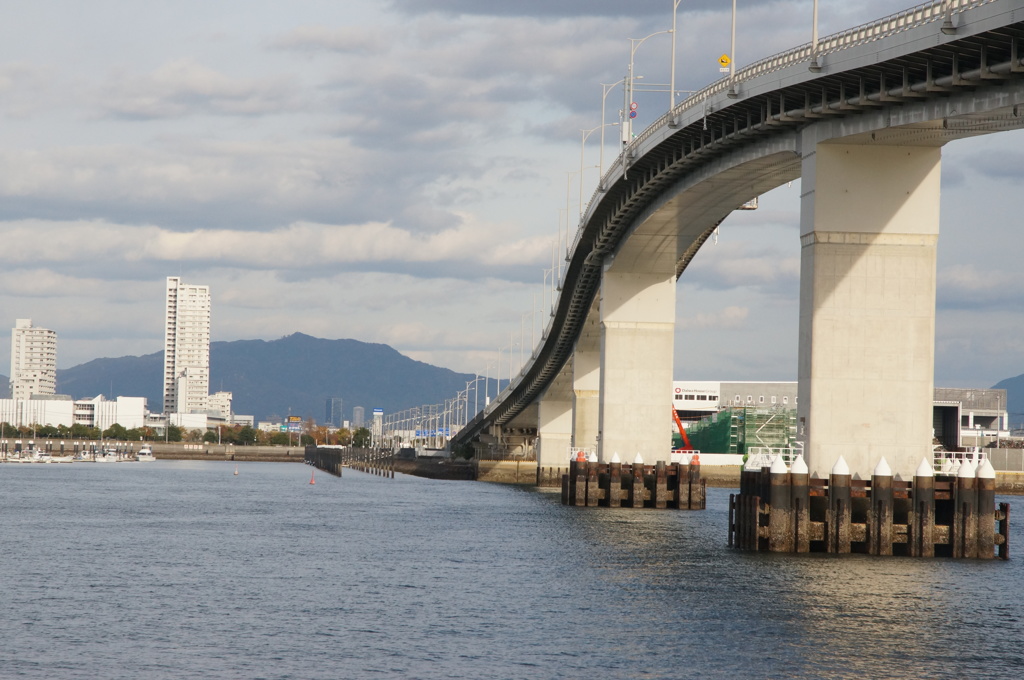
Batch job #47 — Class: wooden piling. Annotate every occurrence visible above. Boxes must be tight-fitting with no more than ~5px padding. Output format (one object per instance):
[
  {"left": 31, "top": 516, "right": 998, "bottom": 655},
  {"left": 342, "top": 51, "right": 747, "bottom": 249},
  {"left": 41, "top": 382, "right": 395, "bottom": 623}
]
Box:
[
  {"left": 998, "top": 502, "right": 1010, "bottom": 560},
  {"left": 608, "top": 462, "right": 622, "bottom": 508},
  {"left": 586, "top": 462, "right": 599, "bottom": 507},
  {"left": 630, "top": 462, "right": 645, "bottom": 508},
  {"left": 954, "top": 469, "right": 977, "bottom": 559},
  {"left": 732, "top": 458, "right": 1006, "bottom": 559},
  {"left": 768, "top": 462, "right": 793, "bottom": 553},
  {"left": 677, "top": 463, "right": 691, "bottom": 509},
  {"left": 654, "top": 461, "right": 668, "bottom": 509},
  {"left": 911, "top": 472, "right": 935, "bottom": 558},
  {"left": 829, "top": 470, "right": 852, "bottom": 554},
  {"left": 870, "top": 470, "right": 894, "bottom": 556},
  {"left": 747, "top": 495, "right": 762, "bottom": 551},
  {"left": 792, "top": 467, "right": 810, "bottom": 553},
  {"left": 975, "top": 460, "right": 996, "bottom": 559},
  {"left": 689, "top": 462, "right": 702, "bottom": 510},
  {"left": 574, "top": 461, "right": 587, "bottom": 506},
  {"left": 977, "top": 472, "right": 996, "bottom": 560}
]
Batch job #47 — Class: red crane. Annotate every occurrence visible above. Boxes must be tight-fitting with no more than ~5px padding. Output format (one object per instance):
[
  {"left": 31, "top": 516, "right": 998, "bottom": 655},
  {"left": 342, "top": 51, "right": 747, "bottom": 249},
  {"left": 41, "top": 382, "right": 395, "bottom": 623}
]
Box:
[{"left": 672, "top": 408, "right": 693, "bottom": 450}]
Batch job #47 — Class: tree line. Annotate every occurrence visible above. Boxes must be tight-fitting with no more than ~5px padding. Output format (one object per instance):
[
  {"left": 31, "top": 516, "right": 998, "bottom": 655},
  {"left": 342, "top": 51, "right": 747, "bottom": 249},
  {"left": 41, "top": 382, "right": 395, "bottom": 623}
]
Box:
[{"left": 0, "top": 421, "right": 372, "bottom": 447}]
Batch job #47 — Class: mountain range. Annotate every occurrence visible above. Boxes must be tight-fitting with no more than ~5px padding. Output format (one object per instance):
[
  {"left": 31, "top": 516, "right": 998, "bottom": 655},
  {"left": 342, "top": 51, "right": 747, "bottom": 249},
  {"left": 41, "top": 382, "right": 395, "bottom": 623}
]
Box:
[
  {"left": 50, "top": 333, "right": 498, "bottom": 423},
  {"left": 992, "top": 373, "right": 1024, "bottom": 427}
]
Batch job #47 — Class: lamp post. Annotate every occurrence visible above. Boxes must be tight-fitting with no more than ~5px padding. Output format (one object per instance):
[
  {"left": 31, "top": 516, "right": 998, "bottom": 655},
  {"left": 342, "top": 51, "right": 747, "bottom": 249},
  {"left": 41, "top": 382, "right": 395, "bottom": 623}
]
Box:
[
  {"left": 483, "top": 362, "right": 494, "bottom": 406},
  {"left": 510, "top": 330, "right": 518, "bottom": 382},
  {"left": 564, "top": 171, "right": 580, "bottom": 258},
  {"left": 941, "top": 0, "right": 956, "bottom": 35},
  {"left": 496, "top": 346, "right": 503, "bottom": 398},
  {"left": 626, "top": 30, "right": 672, "bottom": 144},
  {"left": 600, "top": 78, "right": 626, "bottom": 179},
  {"left": 809, "top": 0, "right": 822, "bottom": 71},
  {"left": 727, "top": 0, "right": 738, "bottom": 97},
  {"left": 468, "top": 378, "right": 478, "bottom": 417},
  {"left": 521, "top": 311, "right": 533, "bottom": 368},
  {"left": 671, "top": 0, "right": 683, "bottom": 110},
  {"left": 579, "top": 123, "right": 617, "bottom": 221}
]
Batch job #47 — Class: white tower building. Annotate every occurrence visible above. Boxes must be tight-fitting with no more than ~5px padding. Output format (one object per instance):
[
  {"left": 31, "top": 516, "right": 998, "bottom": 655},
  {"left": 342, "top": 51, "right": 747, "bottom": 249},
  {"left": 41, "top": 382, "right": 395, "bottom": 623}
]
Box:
[
  {"left": 10, "top": 319, "right": 57, "bottom": 401},
  {"left": 163, "top": 277, "right": 211, "bottom": 414}
]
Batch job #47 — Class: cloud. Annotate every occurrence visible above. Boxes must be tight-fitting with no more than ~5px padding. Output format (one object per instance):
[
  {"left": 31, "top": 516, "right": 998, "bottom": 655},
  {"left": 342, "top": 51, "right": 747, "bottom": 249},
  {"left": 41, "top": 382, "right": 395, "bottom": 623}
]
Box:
[
  {"left": 98, "top": 59, "right": 301, "bottom": 119},
  {"left": 386, "top": 0, "right": 749, "bottom": 18},
  {"left": 680, "top": 305, "right": 750, "bottom": 330},
  {"left": 685, "top": 242, "right": 800, "bottom": 293},
  {"left": 0, "top": 216, "right": 551, "bottom": 280},
  {"left": 0, "top": 139, "right": 469, "bottom": 231},
  {"left": 937, "top": 265, "right": 1024, "bottom": 311},
  {"left": 0, "top": 62, "right": 55, "bottom": 117},
  {"left": 282, "top": 14, "right": 635, "bottom": 151},
  {"left": 269, "top": 26, "right": 390, "bottom": 55},
  {"left": 962, "top": 148, "right": 1024, "bottom": 182}
]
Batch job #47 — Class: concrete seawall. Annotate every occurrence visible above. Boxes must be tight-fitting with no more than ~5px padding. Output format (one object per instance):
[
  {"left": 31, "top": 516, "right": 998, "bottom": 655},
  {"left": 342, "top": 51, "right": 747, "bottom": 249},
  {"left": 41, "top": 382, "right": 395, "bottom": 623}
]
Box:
[{"left": 107, "top": 444, "right": 1024, "bottom": 494}]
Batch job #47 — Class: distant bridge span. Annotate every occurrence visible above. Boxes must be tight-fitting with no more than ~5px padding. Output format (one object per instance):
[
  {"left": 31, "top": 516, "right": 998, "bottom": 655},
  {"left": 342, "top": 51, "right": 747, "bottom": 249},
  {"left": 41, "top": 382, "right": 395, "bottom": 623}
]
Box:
[{"left": 453, "top": 0, "right": 1024, "bottom": 480}]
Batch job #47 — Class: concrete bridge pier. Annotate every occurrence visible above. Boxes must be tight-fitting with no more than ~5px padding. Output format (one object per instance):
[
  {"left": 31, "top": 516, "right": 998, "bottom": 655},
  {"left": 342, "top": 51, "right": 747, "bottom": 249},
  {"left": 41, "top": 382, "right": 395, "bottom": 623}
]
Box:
[
  {"left": 572, "top": 347, "right": 600, "bottom": 454},
  {"left": 536, "top": 388, "right": 572, "bottom": 486},
  {"left": 597, "top": 263, "right": 676, "bottom": 464},
  {"left": 798, "top": 138, "right": 940, "bottom": 480}
]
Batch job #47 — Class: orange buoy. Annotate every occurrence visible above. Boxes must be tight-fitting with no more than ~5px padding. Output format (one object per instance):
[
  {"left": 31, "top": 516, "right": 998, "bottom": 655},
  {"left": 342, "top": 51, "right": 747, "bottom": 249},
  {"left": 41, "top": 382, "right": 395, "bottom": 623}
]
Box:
[
  {"left": 309, "top": 470, "right": 316, "bottom": 485},
  {"left": 575, "top": 450, "right": 586, "bottom": 462},
  {"left": 691, "top": 453, "right": 700, "bottom": 465}
]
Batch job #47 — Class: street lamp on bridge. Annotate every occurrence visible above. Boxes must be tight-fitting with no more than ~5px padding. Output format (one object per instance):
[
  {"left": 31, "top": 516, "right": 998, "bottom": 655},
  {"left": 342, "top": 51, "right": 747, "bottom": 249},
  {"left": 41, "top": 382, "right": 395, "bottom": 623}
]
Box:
[
  {"left": 599, "top": 78, "right": 626, "bottom": 181},
  {"left": 579, "top": 123, "right": 618, "bottom": 221},
  {"left": 727, "top": 0, "right": 738, "bottom": 97},
  {"left": 671, "top": 0, "right": 682, "bottom": 110},
  {"left": 626, "top": 30, "right": 672, "bottom": 144},
  {"left": 809, "top": 0, "right": 822, "bottom": 72}
]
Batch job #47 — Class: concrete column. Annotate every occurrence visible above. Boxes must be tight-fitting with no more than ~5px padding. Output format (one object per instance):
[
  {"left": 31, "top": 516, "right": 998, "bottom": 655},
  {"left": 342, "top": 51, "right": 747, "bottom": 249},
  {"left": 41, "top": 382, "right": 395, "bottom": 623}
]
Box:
[
  {"left": 798, "top": 141, "right": 940, "bottom": 480},
  {"left": 536, "top": 390, "right": 572, "bottom": 470},
  {"left": 598, "top": 267, "right": 676, "bottom": 463},
  {"left": 572, "top": 348, "right": 600, "bottom": 453}
]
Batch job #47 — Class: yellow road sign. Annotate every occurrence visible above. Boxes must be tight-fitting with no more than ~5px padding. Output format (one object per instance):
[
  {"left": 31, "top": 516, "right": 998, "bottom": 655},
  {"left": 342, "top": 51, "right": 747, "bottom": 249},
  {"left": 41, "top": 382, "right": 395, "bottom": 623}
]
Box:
[{"left": 718, "top": 54, "right": 731, "bottom": 67}]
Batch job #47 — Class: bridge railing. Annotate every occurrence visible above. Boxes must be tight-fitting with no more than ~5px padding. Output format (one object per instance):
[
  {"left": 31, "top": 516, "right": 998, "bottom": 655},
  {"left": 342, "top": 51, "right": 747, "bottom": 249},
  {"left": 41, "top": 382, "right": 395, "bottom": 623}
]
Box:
[
  {"left": 634, "top": 0, "right": 994, "bottom": 151},
  {"left": 572, "top": 0, "right": 997, "bottom": 264}
]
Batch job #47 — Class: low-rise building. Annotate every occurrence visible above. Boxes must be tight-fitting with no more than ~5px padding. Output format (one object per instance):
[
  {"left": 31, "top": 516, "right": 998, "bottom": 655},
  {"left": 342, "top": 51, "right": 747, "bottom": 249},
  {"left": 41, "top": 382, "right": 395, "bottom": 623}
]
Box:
[
  {"left": 0, "top": 395, "right": 147, "bottom": 430},
  {"left": 672, "top": 381, "right": 1010, "bottom": 453}
]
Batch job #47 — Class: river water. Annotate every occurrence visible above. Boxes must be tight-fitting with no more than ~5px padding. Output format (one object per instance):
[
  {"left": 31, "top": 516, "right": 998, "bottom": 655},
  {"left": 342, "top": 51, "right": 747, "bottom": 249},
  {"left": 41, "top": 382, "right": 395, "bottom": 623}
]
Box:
[{"left": 1, "top": 461, "right": 1022, "bottom": 679}]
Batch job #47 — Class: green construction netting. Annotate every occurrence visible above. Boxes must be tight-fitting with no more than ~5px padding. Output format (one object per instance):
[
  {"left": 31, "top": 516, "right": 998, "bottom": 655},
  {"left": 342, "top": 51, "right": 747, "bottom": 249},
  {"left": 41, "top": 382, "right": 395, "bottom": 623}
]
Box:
[{"left": 683, "top": 407, "right": 796, "bottom": 454}]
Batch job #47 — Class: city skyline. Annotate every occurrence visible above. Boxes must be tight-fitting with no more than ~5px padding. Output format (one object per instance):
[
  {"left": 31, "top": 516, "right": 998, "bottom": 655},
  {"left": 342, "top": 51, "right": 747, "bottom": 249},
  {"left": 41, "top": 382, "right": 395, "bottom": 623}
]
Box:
[{"left": 0, "top": 1, "right": 1020, "bottom": 390}]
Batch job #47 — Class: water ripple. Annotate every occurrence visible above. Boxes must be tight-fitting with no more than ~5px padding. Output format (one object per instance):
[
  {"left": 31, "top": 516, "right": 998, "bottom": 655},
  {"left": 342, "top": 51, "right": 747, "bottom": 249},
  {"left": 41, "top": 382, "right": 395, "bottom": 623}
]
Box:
[{"left": 2, "top": 461, "right": 1023, "bottom": 679}]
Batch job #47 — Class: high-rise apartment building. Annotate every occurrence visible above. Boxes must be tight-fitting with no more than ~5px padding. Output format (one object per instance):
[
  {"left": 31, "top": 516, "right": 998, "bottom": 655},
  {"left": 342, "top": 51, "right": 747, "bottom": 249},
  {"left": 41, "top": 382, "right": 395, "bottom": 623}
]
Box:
[
  {"left": 10, "top": 319, "right": 57, "bottom": 401},
  {"left": 352, "top": 406, "right": 365, "bottom": 428},
  {"left": 326, "top": 397, "right": 343, "bottom": 426},
  {"left": 163, "top": 277, "right": 211, "bottom": 414}
]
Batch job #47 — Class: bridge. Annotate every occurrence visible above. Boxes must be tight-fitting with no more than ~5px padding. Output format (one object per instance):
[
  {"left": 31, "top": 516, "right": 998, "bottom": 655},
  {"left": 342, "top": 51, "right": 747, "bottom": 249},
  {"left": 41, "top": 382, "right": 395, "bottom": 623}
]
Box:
[{"left": 451, "top": 0, "right": 1024, "bottom": 482}]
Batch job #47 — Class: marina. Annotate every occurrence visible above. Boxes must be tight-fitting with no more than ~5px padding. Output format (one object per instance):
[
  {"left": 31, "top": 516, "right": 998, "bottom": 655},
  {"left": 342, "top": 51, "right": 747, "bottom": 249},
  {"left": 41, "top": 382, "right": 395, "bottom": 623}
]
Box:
[{"left": 1, "top": 445, "right": 145, "bottom": 463}]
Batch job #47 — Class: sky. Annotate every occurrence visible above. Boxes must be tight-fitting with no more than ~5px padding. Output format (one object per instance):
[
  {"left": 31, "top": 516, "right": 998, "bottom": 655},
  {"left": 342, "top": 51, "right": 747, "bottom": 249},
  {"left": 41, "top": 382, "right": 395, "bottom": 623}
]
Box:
[{"left": 0, "top": 0, "right": 1021, "bottom": 393}]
